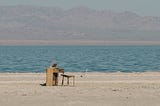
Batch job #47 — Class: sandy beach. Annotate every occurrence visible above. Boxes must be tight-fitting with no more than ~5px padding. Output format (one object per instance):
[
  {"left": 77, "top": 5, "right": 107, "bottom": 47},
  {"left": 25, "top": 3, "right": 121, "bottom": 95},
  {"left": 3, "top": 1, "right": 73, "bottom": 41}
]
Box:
[{"left": 0, "top": 72, "right": 160, "bottom": 106}]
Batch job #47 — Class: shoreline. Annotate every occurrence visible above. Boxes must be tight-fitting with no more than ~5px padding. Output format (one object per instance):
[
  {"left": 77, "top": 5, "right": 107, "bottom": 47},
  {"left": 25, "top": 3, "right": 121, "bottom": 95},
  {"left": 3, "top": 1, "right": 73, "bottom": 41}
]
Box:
[{"left": 0, "top": 71, "right": 160, "bottom": 74}]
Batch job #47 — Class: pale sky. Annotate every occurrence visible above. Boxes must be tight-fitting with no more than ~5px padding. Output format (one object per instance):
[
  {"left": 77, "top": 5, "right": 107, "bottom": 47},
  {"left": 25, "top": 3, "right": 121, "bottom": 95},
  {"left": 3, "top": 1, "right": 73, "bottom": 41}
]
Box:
[{"left": 0, "top": 0, "right": 159, "bottom": 16}]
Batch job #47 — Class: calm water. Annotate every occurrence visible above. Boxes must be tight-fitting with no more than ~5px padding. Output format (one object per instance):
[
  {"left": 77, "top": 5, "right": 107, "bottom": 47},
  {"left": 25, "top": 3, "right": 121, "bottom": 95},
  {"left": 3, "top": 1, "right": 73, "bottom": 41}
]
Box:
[{"left": 0, "top": 46, "right": 160, "bottom": 73}]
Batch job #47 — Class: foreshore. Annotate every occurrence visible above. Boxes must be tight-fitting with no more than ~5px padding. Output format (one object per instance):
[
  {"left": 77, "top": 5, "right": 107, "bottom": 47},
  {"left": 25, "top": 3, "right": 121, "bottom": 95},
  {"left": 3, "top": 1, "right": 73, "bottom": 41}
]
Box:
[{"left": 0, "top": 72, "right": 160, "bottom": 106}]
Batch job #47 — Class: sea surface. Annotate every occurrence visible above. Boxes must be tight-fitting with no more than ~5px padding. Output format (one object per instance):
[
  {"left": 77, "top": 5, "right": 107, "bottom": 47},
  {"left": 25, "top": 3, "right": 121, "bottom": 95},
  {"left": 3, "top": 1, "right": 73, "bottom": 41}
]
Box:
[{"left": 0, "top": 45, "right": 160, "bottom": 73}]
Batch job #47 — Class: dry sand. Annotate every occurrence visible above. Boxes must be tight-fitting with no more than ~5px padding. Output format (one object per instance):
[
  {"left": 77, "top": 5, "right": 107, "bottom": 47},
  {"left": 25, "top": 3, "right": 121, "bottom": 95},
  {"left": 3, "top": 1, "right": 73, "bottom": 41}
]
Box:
[{"left": 0, "top": 72, "right": 160, "bottom": 106}]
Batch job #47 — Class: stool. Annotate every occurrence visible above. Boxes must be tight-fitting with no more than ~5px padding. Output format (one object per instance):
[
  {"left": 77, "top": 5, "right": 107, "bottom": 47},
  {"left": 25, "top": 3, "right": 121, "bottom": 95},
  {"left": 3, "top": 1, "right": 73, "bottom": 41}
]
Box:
[{"left": 61, "top": 74, "right": 75, "bottom": 86}]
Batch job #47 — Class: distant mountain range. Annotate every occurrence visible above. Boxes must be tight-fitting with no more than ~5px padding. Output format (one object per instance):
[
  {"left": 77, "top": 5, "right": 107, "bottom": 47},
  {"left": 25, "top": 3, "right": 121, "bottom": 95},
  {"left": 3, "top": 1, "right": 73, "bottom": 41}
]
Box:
[{"left": 0, "top": 5, "right": 160, "bottom": 42}]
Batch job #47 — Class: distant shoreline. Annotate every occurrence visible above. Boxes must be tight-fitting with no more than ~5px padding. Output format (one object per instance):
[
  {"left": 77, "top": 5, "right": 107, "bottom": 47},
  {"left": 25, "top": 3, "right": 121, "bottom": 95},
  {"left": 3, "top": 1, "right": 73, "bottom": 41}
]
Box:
[
  {"left": 0, "top": 71, "right": 160, "bottom": 74},
  {"left": 0, "top": 40, "right": 160, "bottom": 45}
]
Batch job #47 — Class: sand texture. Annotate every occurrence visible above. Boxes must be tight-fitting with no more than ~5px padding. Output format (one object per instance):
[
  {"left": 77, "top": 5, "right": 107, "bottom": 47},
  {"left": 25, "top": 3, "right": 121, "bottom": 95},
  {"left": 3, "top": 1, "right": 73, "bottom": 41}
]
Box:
[{"left": 0, "top": 72, "right": 160, "bottom": 106}]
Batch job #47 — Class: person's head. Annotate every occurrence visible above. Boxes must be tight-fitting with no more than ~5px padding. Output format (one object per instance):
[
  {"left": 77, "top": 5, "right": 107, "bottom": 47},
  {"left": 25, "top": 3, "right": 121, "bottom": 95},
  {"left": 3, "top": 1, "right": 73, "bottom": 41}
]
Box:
[{"left": 52, "top": 63, "right": 57, "bottom": 67}]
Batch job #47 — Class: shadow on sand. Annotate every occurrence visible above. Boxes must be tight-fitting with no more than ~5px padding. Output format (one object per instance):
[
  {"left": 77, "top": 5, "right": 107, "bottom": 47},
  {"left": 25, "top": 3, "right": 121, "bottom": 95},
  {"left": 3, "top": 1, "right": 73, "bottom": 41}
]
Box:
[{"left": 40, "top": 83, "right": 46, "bottom": 86}]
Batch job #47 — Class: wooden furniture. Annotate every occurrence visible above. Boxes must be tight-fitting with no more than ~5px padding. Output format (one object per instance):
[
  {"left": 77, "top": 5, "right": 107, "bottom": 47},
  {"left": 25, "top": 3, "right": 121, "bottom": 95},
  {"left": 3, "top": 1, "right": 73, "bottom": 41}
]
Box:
[
  {"left": 61, "top": 74, "right": 75, "bottom": 86},
  {"left": 46, "top": 67, "right": 64, "bottom": 86}
]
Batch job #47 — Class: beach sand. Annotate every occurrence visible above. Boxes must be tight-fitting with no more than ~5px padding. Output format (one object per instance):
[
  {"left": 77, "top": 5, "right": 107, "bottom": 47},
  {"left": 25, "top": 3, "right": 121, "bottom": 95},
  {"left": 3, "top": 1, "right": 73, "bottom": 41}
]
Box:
[{"left": 0, "top": 72, "right": 160, "bottom": 106}]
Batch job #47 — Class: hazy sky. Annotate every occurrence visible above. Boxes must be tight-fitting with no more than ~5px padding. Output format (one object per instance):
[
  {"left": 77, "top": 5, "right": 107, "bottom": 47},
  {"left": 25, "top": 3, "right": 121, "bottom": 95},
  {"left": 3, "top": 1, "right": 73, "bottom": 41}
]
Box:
[{"left": 0, "top": 0, "right": 159, "bottom": 16}]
